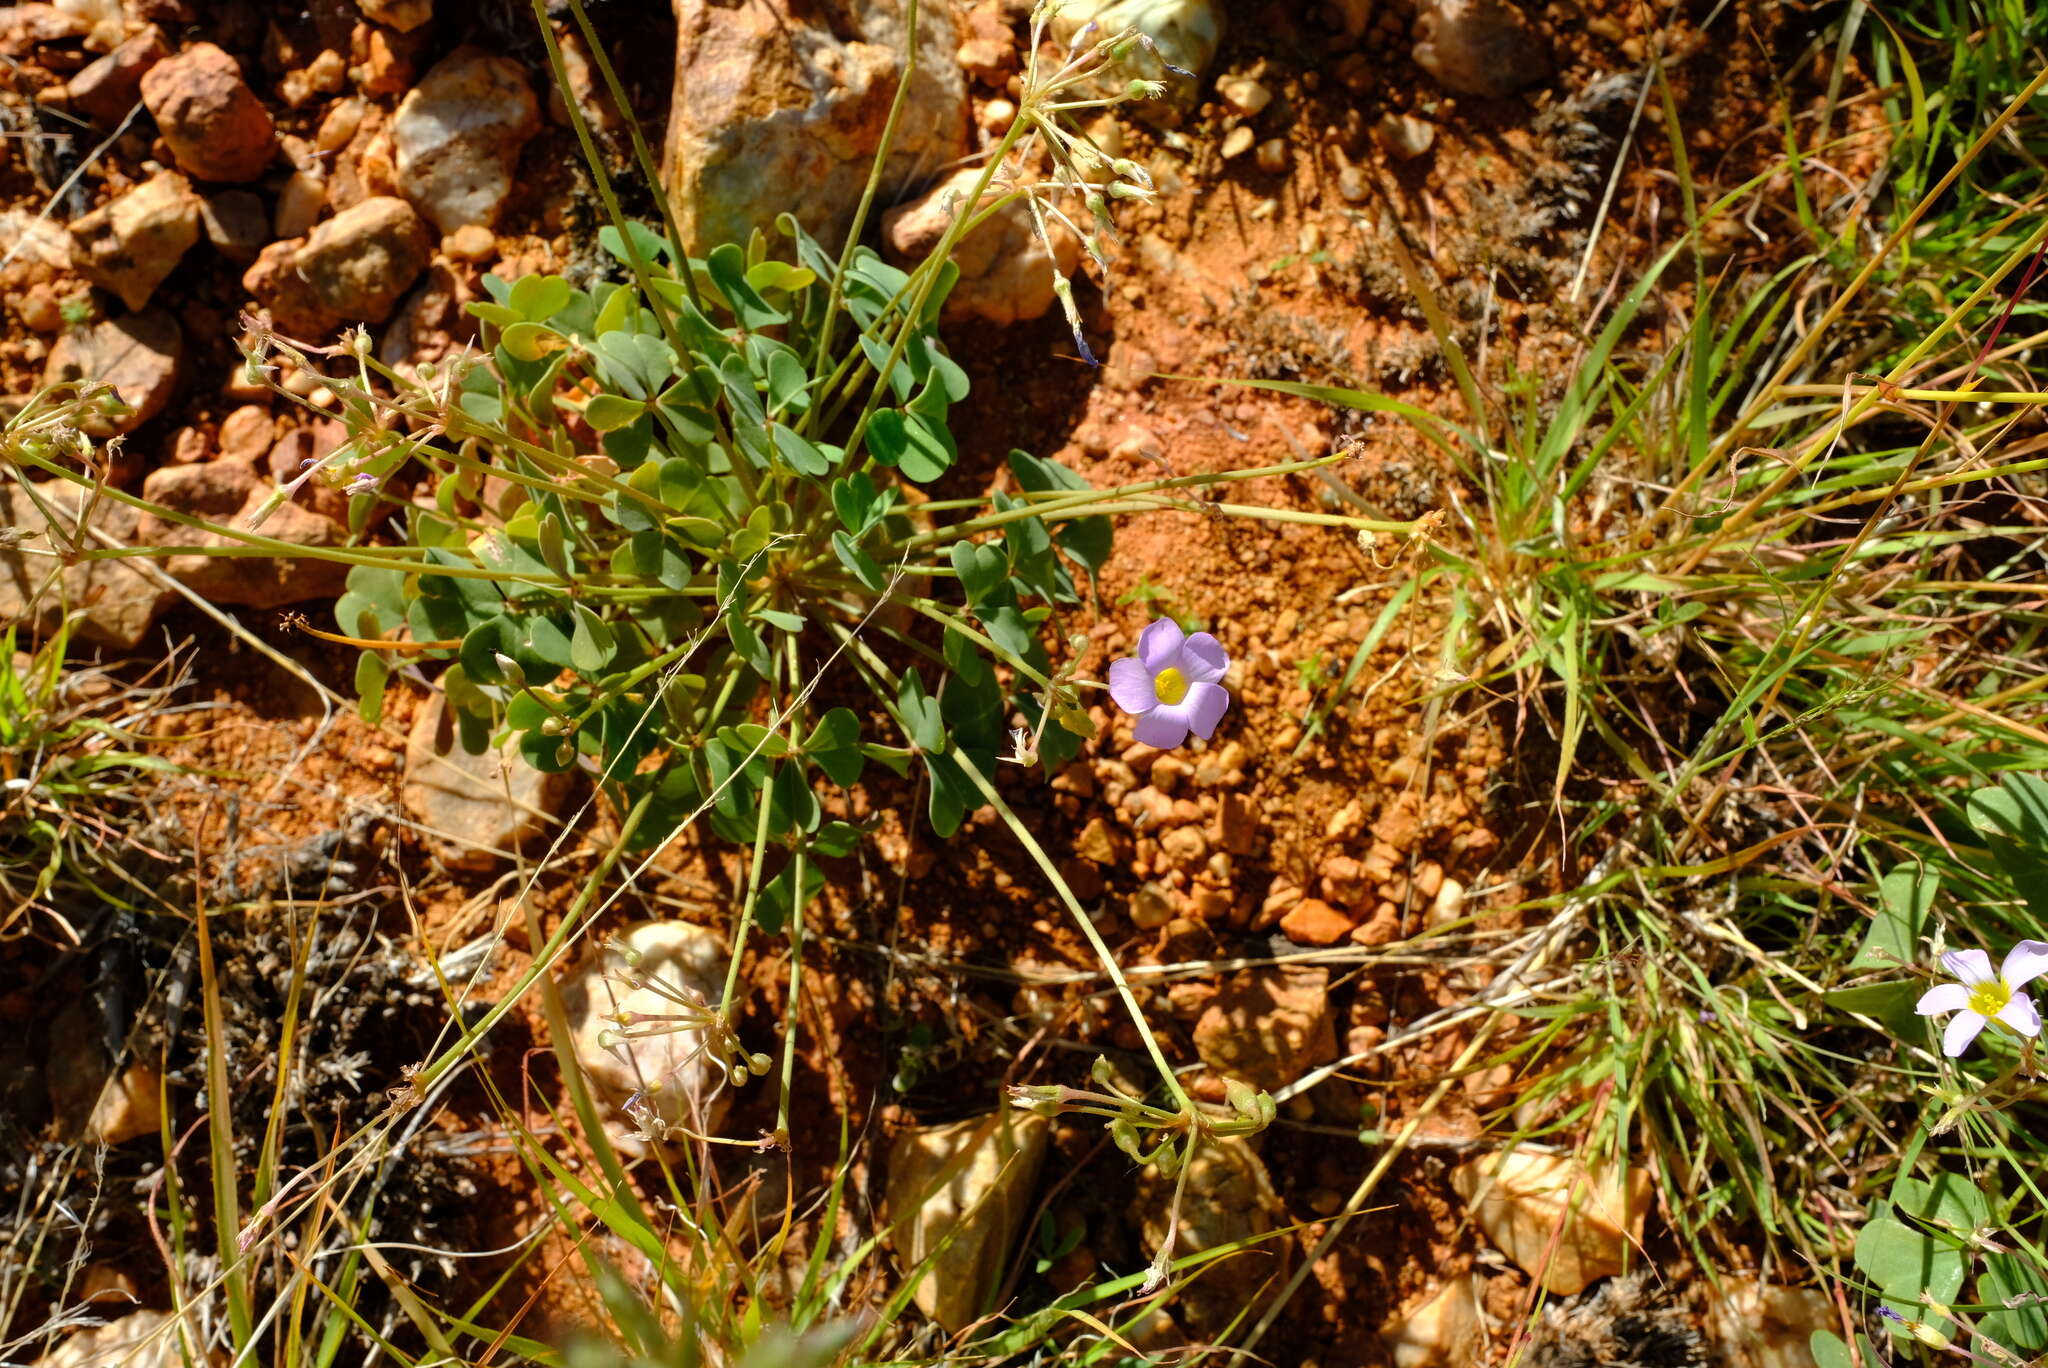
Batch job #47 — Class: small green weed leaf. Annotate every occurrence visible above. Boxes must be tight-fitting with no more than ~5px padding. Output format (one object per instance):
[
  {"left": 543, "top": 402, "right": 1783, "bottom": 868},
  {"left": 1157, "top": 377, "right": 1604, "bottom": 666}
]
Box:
[
  {"left": 772, "top": 424, "right": 830, "bottom": 476},
  {"left": 832, "top": 531, "right": 885, "bottom": 592},
  {"left": 509, "top": 273, "right": 572, "bottom": 322},
  {"left": 719, "top": 723, "right": 791, "bottom": 758},
  {"left": 706, "top": 243, "right": 787, "bottom": 328},
  {"left": 898, "top": 411, "right": 954, "bottom": 482},
  {"left": 745, "top": 260, "right": 816, "bottom": 295},
  {"left": 501, "top": 321, "right": 552, "bottom": 363},
  {"left": 526, "top": 615, "right": 574, "bottom": 668},
  {"left": 1852, "top": 864, "right": 1935, "bottom": 971},
  {"left": 1968, "top": 776, "right": 2048, "bottom": 922},
  {"left": 1009, "top": 450, "right": 1111, "bottom": 575},
  {"left": 1855, "top": 1212, "right": 1965, "bottom": 1313},
  {"left": 726, "top": 606, "right": 772, "bottom": 679},
  {"left": 756, "top": 857, "right": 825, "bottom": 935},
  {"left": 867, "top": 408, "right": 912, "bottom": 469},
  {"left": 765, "top": 347, "right": 810, "bottom": 415},
  {"left": 598, "top": 221, "right": 671, "bottom": 269},
  {"left": 950, "top": 541, "right": 1008, "bottom": 606},
  {"left": 468, "top": 300, "right": 521, "bottom": 330},
  {"left": 831, "top": 472, "right": 882, "bottom": 535},
  {"left": 811, "top": 821, "right": 861, "bottom": 858},
  {"left": 335, "top": 564, "right": 408, "bottom": 640},
  {"left": 1893, "top": 1172, "right": 1991, "bottom": 1235},
  {"left": 505, "top": 689, "right": 553, "bottom": 732},
  {"left": 943, "top": 625, "right": 988, "bottom": 687},
  {"left": 980, "top": 603, "right": 1036, "bottom": 663},
  {"left": 354, "top": 652, "right": 388, "bottom": 725},
  {"left": 802, "top": 708, "right": 864, "bottom": 787},
  {"left": 768, "top": 759, "right": 821, "bottom": 836},
  {"left": 1980, "top": 1253, "right": 2048, "bottom": 1351},
  {"left": 1809, "top": 1331, "right": 1879, "bottom": 1368},
  {"left": 583, "top": 393, "right": 646, "bottom": 432},
  {"left": 899, "top": 670, "right": 945, "bottom": 754},
  {"left": 670, "top": 515, "right": 725, "bottom": 548},
  {"left": 570, "top": 605, "right": 616, "bottom": 673}
]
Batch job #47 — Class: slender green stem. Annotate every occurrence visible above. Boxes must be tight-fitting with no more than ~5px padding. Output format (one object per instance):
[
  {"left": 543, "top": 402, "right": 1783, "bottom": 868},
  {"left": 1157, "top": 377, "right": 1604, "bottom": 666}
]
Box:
[
  {"left": 819, "top": 618, "right": 1192, "bottom": 1113},
  {"left": 805, "top": 0, "right": 920, "bottom": 412},
  {"left": 718, "top": 758, "right": 781, "bottom": 1026},
  {"left": 775, "top": 844, "right": 808, "bottom": 1146},
  {"left": 951, "top": 756, "right": 1192, "bottom": 1113}
]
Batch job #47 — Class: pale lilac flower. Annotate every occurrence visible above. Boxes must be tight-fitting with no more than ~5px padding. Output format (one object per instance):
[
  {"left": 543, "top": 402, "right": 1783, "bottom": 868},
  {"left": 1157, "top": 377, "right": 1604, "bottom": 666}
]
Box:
[
  {"left": 1108, "top": 618, "right": 1229, "bottom": 750},
  {"left": 1916, "top": 942, "right": 2048, "bottom": 1056}
]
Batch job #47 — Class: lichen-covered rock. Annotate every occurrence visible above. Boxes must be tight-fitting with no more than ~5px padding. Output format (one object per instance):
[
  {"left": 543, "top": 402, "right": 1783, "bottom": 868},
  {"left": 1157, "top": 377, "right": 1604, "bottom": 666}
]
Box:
[
  {"left": 887, "top": 1111, "right": 1049, "bottom": 1332},
  {"left": 1412, "top": 0, "right": 1551, "bottom": 99},
  {"left": 0, "top": 480, "right": 172, "bottom": 649},
  {"left": 1192, "top": 964, "right": 1336, "bottom": 1091},
  {"left": 42, "top": 310, "right": 184, "bottom": 434},
  {"left": 139, "top": 42, "right": 277, "bottom": 182},
  {"left": 401, "top": 690, "right": 571, "bottom": 870},
  {"left": 392, "top": 48, "right": 539, "bottom": 234},
  {"left": 134, "top": 459, "right": 349, "bottom": 609},
  {"left": 68, "top": 170, "right": 200, "bottom": 311},
  {"left": 242, "top": 238, "right": 338, "bottom": 338},
  {"left": 662, "top": 0, "right": 969, "bottom": 255},
  {"left": 882, "top": 167, "right": 1080, "bottom": 325},
  {"left": 562, "top": 920, "right": 731, "bottom": 1158},
  {"left": 296, "top": 196, "right": 432, "bottom": 324}
]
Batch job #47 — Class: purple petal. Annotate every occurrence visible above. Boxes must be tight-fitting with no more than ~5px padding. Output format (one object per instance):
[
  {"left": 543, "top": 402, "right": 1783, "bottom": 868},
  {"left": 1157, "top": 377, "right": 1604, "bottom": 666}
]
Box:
[
  {"left": 1137, "top": 618, "right": 1185, "bottom": 673},
  {"left": 1107, "top": 657, "right": 1156, "bottom": 714},
  {"left": 1182, "top": 681, "right": 1229, "bottom": 740},
  {"left": 1180, "top": 632, "right": 1229, "bottom": 684},
  {"left": 1943, "top": 949, "right": 1995, "bottom": 985},
  {"left": 1998, "top": 993, "right": 2041, "bottom": 1038},
  {"left": 1917, "top": 983, "right": 1970, "bottom": 1017},
  {"left": 1944, "top": 1011, "right": 1989, "bottom": 1057},
  {"left": 2002, "top": 940, "right": 2048, "bottom": 990},
  {"left": 1132, "top": 706, "right": 1191, "bottom": 750}
]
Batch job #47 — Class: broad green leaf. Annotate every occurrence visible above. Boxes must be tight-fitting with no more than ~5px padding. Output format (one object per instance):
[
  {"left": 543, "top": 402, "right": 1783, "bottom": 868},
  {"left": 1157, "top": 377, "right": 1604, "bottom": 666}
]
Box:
[
  {"left": 950, "top": 541, "right": 1008, "bottom": 606},
  {"left": 570, "top": 605, "right": 617, "bottom": 672},
  {"left": 1851, "top": 864, "right": 1935, "bottom": 971},
  {"left": 706, "top": 242, "right": 787, "bottom": 328},
  {"left": 899, "top": 670, "right": 944, "bottom": 754},
  {"left": 509, "top": 273, "right": 571, "bottom": 321},
  {"left": 832, "top": 532, "right": 885, "bottom": 592},
  {"left": 1981, "top": 1253, "right": 2048, "bottom": 1351},
  {"left": 584, "top": 393, "right": 647, "bottom": 432}
]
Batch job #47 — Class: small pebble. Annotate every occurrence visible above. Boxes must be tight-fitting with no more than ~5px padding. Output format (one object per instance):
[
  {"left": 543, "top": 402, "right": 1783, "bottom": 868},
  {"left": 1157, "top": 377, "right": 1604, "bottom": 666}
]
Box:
[
  {"left": 1256, "top": 137, "right": 1288, "bottom": 173},
  {"left": 1220, "top": 125, "right": 1257, "bottom": 160},
  {"left": 441, "top": 223, "right": 498, "bottom": 262}
]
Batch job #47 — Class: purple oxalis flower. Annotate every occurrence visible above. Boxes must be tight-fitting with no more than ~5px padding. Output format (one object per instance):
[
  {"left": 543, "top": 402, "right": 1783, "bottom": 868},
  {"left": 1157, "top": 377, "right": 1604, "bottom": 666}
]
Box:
[{"left": 1108, "top": 618, "right": 1229, "bottom": 750}]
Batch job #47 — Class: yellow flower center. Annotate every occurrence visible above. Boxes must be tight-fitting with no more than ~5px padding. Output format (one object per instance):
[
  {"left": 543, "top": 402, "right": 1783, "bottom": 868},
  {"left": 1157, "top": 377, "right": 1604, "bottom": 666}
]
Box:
[
  {"left": 1153, "top": 666, "right": 1188, "bottom": 706},
  {"left": 1968, "top": 979, "right": 2012, "bottom": 1019}
]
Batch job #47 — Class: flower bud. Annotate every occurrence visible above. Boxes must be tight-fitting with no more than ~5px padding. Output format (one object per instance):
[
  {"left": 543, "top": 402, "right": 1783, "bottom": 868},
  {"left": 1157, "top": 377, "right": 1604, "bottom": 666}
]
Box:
[
  {"left": 492, "top": 652, "right": 526, "bottom": 687},
  {"left": 748, "top": 1051, "right": 773, "bottom": 1075}
]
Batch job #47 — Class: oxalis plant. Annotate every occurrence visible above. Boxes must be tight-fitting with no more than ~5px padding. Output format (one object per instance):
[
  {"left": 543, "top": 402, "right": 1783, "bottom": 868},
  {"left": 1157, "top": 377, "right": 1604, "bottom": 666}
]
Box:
[
  {"left": 1819, "top": 773, "right": 2048, "bottom": 1368},
  {"left": 5, "top": 1, "right": 1416, "bottom": 1288}
]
